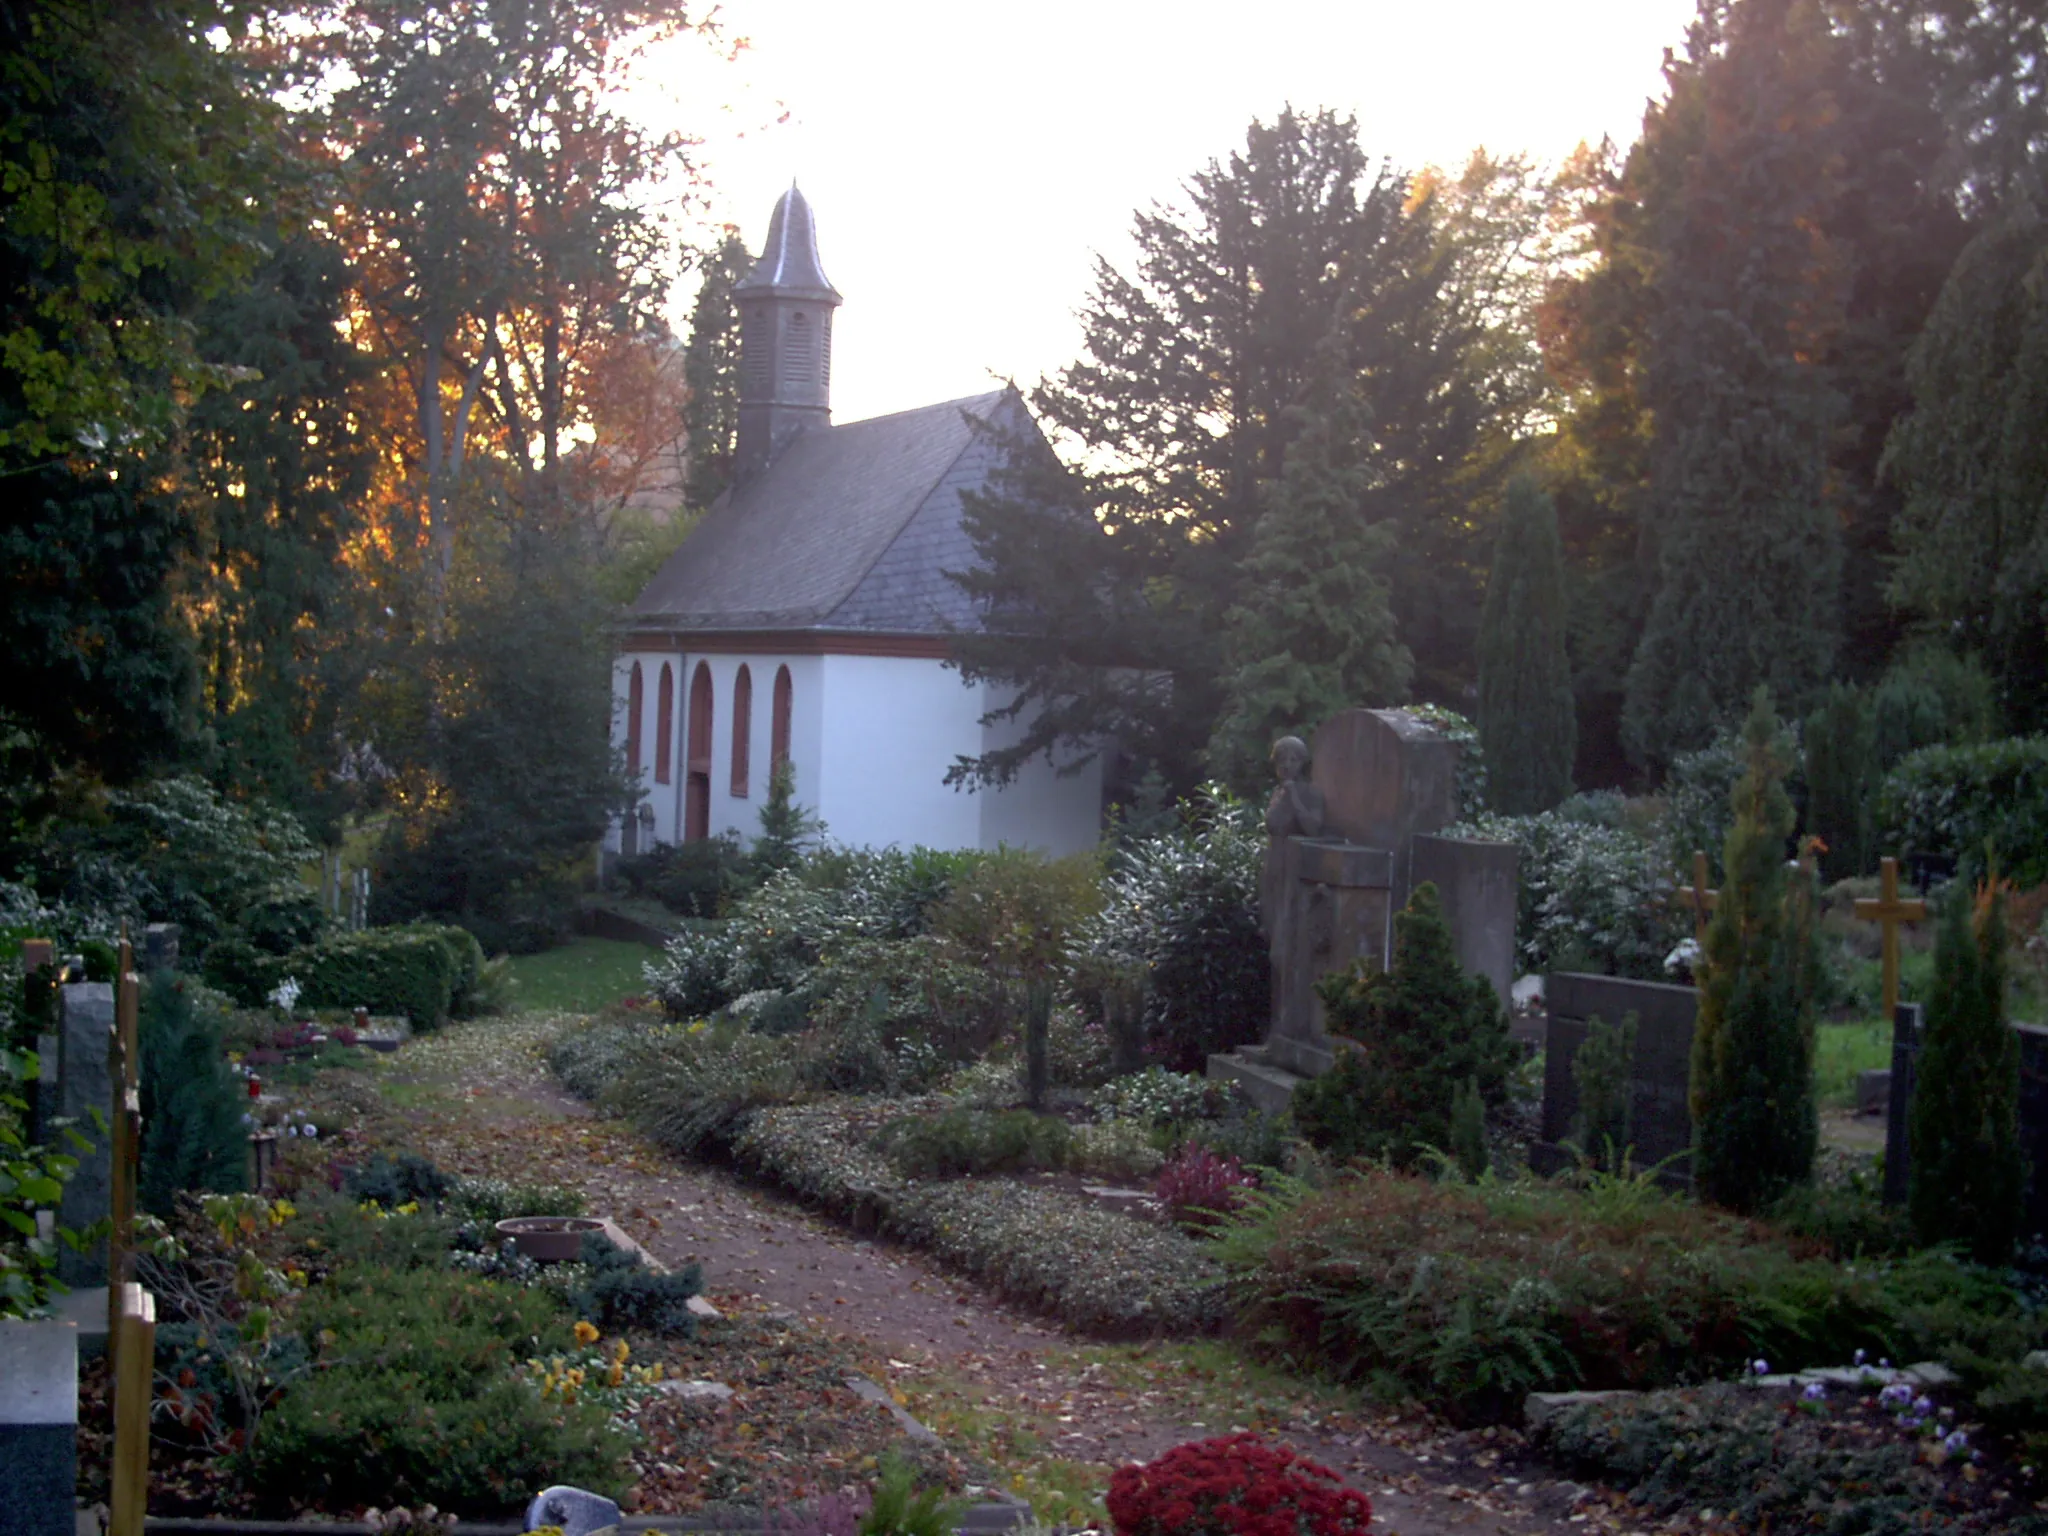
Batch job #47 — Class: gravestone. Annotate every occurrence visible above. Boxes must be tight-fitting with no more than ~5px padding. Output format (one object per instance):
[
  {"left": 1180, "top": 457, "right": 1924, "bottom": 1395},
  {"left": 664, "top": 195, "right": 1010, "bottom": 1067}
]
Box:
[
  {"left": 1209, "top": 710, "right": 1518, "bottom": 1110},
  {"left": 1413, "top": 834, "right": 1520, "bottom": 1006},
  {"left": 143, "top": 922, "right": 179, "bottom": 974},
  {"left": 1885, "top": 1005, "right": 2048, "bottom": 1237},
  {"left": 1536, "top": 972, "right": 1698, "bottom": 1180},
  {"left": 0, "top": 1316, "right": 77, "bottom": 1536},
  {"left": 525, "top": 1484, "right": 624, "bottom": 1535},
  {"left": 55, "top": 983, "right": 115, "bottom": 1288}
]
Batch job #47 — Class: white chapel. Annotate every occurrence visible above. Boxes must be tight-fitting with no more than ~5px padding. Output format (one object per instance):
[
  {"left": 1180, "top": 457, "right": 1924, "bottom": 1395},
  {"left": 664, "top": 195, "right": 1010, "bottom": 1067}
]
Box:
[{"left": 609, "top": 187, "right": 1104, "bottom": 857}]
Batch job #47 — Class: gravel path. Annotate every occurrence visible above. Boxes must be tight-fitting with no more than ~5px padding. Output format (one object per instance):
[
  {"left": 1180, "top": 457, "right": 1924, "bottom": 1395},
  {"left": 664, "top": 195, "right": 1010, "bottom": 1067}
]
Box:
[{"left": 396, "top": 1018, "right": 1630, "bottom": 1536}]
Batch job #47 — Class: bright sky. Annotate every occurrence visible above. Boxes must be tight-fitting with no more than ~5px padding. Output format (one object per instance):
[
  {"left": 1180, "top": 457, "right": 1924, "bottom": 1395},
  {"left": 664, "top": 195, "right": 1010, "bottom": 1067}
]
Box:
[{"left": 638, "top": 0, "right": 1700, "bottom": 425}]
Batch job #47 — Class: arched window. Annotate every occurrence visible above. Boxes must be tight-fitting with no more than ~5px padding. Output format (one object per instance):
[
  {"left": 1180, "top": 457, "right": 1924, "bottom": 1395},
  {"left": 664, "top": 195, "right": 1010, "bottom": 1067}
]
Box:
[
  {"left": 731, "top": 665, "right": 753, "bottom": 797},
  {"left": 771, "top": 665, "right": 793, "bottom": 774},
  {"left": 625, "top": 662, "right": 644, "bottom": 778},
  {"left": 684, "top": 662, "right": 714, "bottom": 842},
  {"left": 654, "top": 663, "right": 675, "bottom": 784}
]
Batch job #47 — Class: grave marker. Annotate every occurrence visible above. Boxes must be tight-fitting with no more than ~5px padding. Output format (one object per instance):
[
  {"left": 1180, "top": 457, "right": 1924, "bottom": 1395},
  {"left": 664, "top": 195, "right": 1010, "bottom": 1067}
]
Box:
[
  {"left": 1674, "top": 851, "right": 1717, "bottom": 944},
  {"left": 1538, "top": 971, "right": 1699, "bottom": 1181},
  {"left": 1854, "top": 856, "right": 1925, "bottom": 1026}
]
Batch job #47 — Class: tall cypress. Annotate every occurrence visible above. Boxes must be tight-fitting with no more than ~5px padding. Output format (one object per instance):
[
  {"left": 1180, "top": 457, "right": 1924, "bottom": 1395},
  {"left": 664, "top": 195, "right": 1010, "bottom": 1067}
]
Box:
[
  {"left": 1801, "top": 682, "right": 1875, "bottom": 882},
  {"left": 1908, "top": 875, "right": 2024, "bottom": 1264},
  {"left": 681, "top": 232, "right": 750, "bottom": 511},
  {"left": 1476, "top": 474, "right": 1575, "bottom": 813},
  {"left": 1689, "top": 687, "right": 1820, "bottom": 1213}
]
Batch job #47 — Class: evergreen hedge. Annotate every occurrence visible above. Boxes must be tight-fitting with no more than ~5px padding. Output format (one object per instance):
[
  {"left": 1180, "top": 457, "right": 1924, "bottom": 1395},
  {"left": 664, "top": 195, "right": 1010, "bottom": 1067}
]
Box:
[
  {"left": 1877, "top": 735, "right": 2048, "bottom": 885},
  {"left": 203, "top": 924, "right": 474, "bottom": 1030},
  {"left": 139, "top": 973, "right": 248, "bottom": 1216}
]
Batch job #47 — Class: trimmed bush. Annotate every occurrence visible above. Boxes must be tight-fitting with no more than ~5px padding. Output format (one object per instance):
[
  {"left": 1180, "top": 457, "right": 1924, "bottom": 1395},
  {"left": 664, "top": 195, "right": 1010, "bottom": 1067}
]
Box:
[
  {"left": 295, "top": 927, "right": 458, "bottom": 1030},
  {"left": 1879, "top": 735, "right": 2048, "bottom": 886},
  {"left": 569, "top": 1232, "right": 703, "bottom": 1338}
]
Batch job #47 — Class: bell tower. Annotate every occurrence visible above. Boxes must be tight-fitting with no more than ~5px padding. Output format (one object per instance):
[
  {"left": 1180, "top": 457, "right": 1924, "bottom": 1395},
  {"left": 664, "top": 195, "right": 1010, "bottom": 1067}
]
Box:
[{"left": 733, "top": 183, "right": 842, "bottom": 481}]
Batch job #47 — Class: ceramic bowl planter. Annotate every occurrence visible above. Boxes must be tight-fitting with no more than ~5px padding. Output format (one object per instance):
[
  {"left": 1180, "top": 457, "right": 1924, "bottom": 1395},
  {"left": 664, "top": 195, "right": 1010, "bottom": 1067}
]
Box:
[{"left": 496, "top": 1216, "right": 604, "bottom": 1263}]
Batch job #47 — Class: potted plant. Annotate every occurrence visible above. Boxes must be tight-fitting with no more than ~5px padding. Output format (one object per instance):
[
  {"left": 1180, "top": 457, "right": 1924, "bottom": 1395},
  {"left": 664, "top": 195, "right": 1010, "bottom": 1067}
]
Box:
[{"left": 495, "top": 1216, "right": 606, "bottom": 1263}]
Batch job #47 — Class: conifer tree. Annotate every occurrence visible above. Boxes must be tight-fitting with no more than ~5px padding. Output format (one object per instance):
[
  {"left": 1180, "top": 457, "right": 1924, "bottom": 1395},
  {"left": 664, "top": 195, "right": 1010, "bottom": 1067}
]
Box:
[
  {"left": 1476, "top": 474, "right": 1575, "bottom": 813},
  {"left": 1206, "top": 341, "right": 1411, "bottom": 791},
  {"left": 1801, "top": 683, "right": 1875, "bottom": 882},
  {"left": 1688, "top": 688, "right": 1820, "bottom": 1213},
  {"left": 681, "top": 232, "right": 750, "bottom": 510},
  {"left": 1908, "top": 873, "right": 2024, "bottom": 1264},
  {"left": 1292, "top": 882, "right": 1517, "bottom": 1170}
]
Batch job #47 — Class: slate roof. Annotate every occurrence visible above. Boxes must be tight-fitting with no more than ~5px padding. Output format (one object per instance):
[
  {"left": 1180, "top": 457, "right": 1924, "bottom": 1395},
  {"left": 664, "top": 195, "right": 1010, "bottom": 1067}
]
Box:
[
  {"left": 630, "top": 389, "right": 1021, "bottom": 635},
  {"left": 734, "top": 185, "right": 840, "bottom": 304}
]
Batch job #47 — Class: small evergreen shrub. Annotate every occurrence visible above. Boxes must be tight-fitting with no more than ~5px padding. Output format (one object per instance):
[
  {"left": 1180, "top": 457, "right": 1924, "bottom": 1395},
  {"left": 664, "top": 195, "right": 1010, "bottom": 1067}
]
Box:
[
  {"left": 1023, "top": 981, "right": 1052, "bottom": 1109},
  {"left": 569, "top": 1232, "right": 703, "bottom": 1337},
  {"left": 1089, "top": 1066, "right": 1230, "bottom": 1128},
  {"left": 1569, "top": 1011, "right": 1637, "bottom": 1170},
  {"left": 1879, "top": 735, "right": 2048, "bottom": 886},
  {"left": 1870, "top": 644, "right": 1999, "bottom": 770},
  {"left": 1449, "top": 1075, "right": 1488, "bottom": 1180},
  {"left": 1908, "top": 879, "right": 2025, "bottom": 1263},
  {"left": 1292, "top": 883, "right": 1517, "bottom": 1170},
  {"left": 1689, "top": 690, "right": 1820, "bottom": 1215},
  {"left": 344, "top": 1152, "right": 452, "bottom": 1210},
  {"left": 138, "top": 973, "right": 249, "bottom": 1215},
  {"left": 612, "top": 832, "right": 748, "bottom": 918},
  {"left": 1106, "top": 1434, "right": 1372, "bottom": 1536}
]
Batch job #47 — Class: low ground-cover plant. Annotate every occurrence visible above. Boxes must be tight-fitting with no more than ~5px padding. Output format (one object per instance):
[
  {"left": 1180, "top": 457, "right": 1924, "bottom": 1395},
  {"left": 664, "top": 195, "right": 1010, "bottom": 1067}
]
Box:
[
  {"left": 877, "top": 1107, "right": 1071, "bottom": 1178},
  {"left": 735, "top": 1100, "right": 1226, "bottom": 1334},
  {"left": 1106, "top": 1432, "right": 1373, "bottom": 1536},
  {"left": 240, "top": 1264, "right": 624, "bottom": 1511},
  {"left": 1535, "top": 1379, "right": 2014, "bottom": 1536},
  {"left": 1218, "top": 1165, "right": 2042, "bottom": 1424},
  {"left": 1090, "top": 1066, "right": 1232, "bottom": 1129}
]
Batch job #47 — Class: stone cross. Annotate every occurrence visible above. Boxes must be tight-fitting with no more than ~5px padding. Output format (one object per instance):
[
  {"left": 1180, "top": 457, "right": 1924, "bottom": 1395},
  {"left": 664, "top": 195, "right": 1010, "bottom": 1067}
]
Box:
[
  {"left": 1854, "top": 856, "right": 1926, "bottom": 1025},
  {"left": 1674, "top": 851, "right": 1718, "bottom": 944}
]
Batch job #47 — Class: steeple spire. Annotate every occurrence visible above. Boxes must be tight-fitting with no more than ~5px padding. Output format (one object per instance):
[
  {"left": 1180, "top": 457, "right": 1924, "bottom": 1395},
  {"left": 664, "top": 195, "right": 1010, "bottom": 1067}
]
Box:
[{"left": 734, "top": 183, "right": 842, "bottom": 482}]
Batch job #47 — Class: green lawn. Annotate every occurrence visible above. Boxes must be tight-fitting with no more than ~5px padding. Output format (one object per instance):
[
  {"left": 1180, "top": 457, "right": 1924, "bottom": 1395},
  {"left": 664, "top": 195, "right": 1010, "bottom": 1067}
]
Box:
[
  {"left": 1816, "top": 1018, "right": 1891, "bottom": 1109},
  {"left": 505, "top": 936, "right": 656, "bottom": 1013}
]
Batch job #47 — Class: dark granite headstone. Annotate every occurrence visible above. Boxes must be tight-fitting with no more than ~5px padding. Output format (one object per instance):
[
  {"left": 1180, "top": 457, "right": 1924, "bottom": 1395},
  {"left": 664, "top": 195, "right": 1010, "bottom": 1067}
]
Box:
[
  {"left": 1539, "top": 972, "right": 1699, "bottom": 1179},
  {"left": 143, "top": 922, "right": 179, "bottom": 973},
  {"left": 55, "top": 983, "right": 114, "bottom": 1287},
  {"left": 0, "top": 1317, "right": 78, "bottom": 1536}
]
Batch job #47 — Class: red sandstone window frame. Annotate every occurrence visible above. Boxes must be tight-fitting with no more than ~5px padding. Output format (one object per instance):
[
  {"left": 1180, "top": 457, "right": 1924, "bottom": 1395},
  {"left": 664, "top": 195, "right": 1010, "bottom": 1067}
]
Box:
[
  {"left": 625, "top": 662, "right": 644, "bottom": 778},
  {"left": 771, "top": 665, "right": 792, "bottom": 773},
  {"left": 654, "top": 662, "right": 675, "bottom": 784},
  {"left": 731, "top": 665, "right": 753, "bottom": 797}
]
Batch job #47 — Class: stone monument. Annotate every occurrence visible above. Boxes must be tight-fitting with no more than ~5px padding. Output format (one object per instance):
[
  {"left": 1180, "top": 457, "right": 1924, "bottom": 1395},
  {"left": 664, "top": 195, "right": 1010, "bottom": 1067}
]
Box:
[{"left": 1210, "top": 709, "right": 1518, "bottom": 1112}]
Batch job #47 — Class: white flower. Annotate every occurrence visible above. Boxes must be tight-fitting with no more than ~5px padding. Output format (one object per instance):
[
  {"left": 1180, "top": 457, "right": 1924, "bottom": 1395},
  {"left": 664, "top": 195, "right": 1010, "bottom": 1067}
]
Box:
[
  {"left": 1664, "top": 939, "right": 1702, "bottom": 975},
  {"left": 268, "top": 976, "right": 303, "bottom": 1012}
]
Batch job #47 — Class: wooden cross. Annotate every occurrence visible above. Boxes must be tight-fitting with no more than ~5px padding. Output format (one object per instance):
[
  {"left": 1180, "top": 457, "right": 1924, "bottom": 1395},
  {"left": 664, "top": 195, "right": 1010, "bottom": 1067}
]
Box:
[
  {"left": 1854, "top": 856, "right": 1926, "bottom": 1025},
  {"left": 1674, "top": 850, "right": 1718, "bottom": 944},
  {"left": 107, "top": 931, "right": 153, "bottom": 1536}
]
